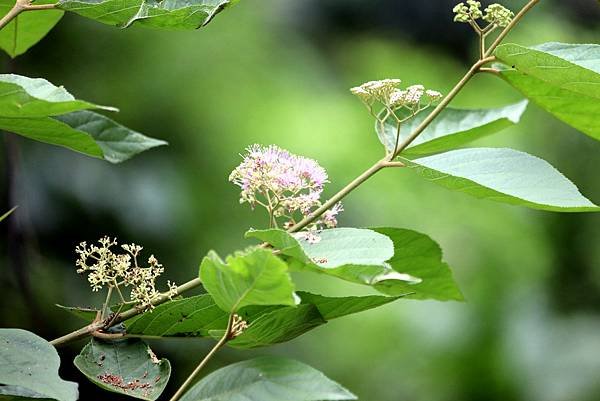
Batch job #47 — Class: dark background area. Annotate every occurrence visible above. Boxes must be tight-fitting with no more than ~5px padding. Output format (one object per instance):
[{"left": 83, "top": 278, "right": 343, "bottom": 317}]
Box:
[{"left": 1, "top": 1, "right": 600, "bottom": 400}]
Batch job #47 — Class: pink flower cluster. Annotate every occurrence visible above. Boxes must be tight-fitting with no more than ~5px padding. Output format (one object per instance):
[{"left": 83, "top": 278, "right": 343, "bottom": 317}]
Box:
[{"left": 229, "top": 144, "right": 342, "bottom": 229}]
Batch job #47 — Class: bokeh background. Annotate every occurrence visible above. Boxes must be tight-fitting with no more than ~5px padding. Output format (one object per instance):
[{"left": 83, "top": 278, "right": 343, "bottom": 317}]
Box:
[{"left": 2, "top": 0, "right": 600, "bottom": 400}]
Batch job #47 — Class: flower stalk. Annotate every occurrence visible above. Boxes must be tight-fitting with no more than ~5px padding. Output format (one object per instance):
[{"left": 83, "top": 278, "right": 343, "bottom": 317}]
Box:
[{"left": 167, "top": 314, "right": 247, "bottom": 401}]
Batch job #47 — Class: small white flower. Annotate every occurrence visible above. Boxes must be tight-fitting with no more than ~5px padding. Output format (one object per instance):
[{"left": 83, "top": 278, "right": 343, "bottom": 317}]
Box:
[
  {"left": 404, "top": 85, "right": 425, "bottom": 105},
  {"left": 425, "top": 89, "right": 443, "bottom": 101}
]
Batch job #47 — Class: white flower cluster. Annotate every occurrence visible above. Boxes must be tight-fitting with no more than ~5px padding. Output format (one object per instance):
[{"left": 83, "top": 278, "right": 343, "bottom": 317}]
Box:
[
  {"left": 453, "top": 1, "right": 513, "bottom": 28},
  {"left": 350, "top": 79, "right": 442, "bottom": 111},
  {"left": 75, "top": 237, "right": 177, "bottom": 310}
]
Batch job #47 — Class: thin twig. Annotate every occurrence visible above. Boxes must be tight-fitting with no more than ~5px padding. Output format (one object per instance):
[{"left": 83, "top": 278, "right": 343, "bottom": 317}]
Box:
[
  {"left": 0, "top": 3, "right": 23, "bottom": 30},
  {"left": 0, "top": 0, "right": 57, "bottom": 31},
  {"left": 24, "top": 3, "right": 56, "bottom": 9},
  {"left": 167, "top": 314, "right": 235, "bottom": 401},
  {"left": 381, "top": 161, "right": 406, "bottom": 168},
  {"left": 50, "top": 278, "right": 202, "bottom": 346},
  {"left": 478, "top": 67, "right": 500, "bottom": 75}
]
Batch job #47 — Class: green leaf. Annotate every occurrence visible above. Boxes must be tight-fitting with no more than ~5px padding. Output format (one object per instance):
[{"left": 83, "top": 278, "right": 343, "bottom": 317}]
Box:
[
  {"left": 227, "top": 304, "right": 326, "bottom": 349},
  {"left": 296, "top": 291, "right": 403, "bottom": 320},
  {"left": 55, "top": 304, "right": 98, "bottom": 322},
  {"left": 0, "top": 0, "right": 63, "bottom": 58},
  {"left": 124, "top": 291, "right": 402, "bottom": 348},
  {"left": 371, "top": 228, "right": 463, "bottom": 301},
  {"left": 377, "top": 101, "right": 528, "bottom": 155},
  {"left": 496, "top": 43, "right": 600, "bottom": 98},
  {"left": 246, "top": 228, "right": 420, "bottom": 292},
  {"left": 0, "top": 111, "right": 167, "bottom": 163},
  {"left": 0, "top": 206, "right": 17, "bottom": 223},
  {"left": 0, "top": 74, "right": 115, "bottom": 118},
  {"left": 226, "top": 292, "right": 405, "bottom": 348},
  {"left": 199, "top": 248, "right": 297, "bottom": 312},
  {"left": 179, "top": 356, "right": 356, "bottom": 401},
  {"left": 57, "top": 0, "right": 236, "bottom": 30},
  {"left": 293, "top": 227, "right": 394, "bottom": 267},
  {"left": 495, "top": 43, "right": 600, "bottom": 141},
  {"left": 499, "top": 68, "right": 600, "bottom": 142},
  {"left": 246, "top": 227, "right": 394, "bottom": 266},
  {"left": 0, "top": 75, "right": 164, "bottom": 162},
  {"left": 405, "top": 148, "right": 599, "bottom": 212},
  {"left": 74, "top": 339, "right": 170, "bottom": 400},
  {"left": 125, "top": 294, "right": 227, "bottom": 337},
  {"left": 0, "top": 329, "right": 78, "bottom": 401}
]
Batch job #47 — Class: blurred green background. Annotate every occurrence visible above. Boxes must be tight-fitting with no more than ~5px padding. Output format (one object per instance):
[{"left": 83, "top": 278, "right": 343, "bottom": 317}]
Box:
[{"left": 2, "top": 0, "right": 600, "bottom": 400}]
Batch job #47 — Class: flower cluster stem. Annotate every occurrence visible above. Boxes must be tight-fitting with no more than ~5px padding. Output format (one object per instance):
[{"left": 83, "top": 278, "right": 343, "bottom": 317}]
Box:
[
  {"left": 101, "top": 286, "right": 113, "bottom": 320},
  {"left": 48, "top": 0, "right": 540, "bottom": 349}
]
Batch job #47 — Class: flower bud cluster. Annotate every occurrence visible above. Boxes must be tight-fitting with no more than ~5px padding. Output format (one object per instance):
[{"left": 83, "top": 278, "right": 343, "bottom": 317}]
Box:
[
  {"left": 351, "top": 79, "right": 442, "bottom": 111},
  {"left": 453, "top": 0, "right": 482, "bottom": 22},
  {"left": 482, "top": 3, "right": 514, "bottom": 27},
  {"left": 453, "top": 1, "right": 513, "bottom": 28},
  {"left": 229, "top": 144, "right": 343, "bottom": 229},
  {"left": 76, "top": 237, "right": 177, "bottom": 310},
  {"left": 229, "top": 314, "right": 249, "bottom": 338}
]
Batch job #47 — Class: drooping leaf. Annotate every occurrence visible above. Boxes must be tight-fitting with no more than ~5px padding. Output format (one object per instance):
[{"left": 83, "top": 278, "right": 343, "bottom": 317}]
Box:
[
  {"left": 0, "top": 0, "right": 63, "bottom": 58},
  {"left": 0, "top": 74, "right": 115, "bottom": 118},
  {"left": 55, "top": 304, "right": 99, "bottom": 322},
  {"left": 371, "top": 228, "right": 463, "bottom": 301},
  {"left": 495, "top": 43, "right": 600, "bottom": 141},
  {"left": 0, "top": 75, "right": 165, "bottom": 162},
  {"left": 377, "top": 101, "right": 528, "bottom": 155},
  {"left": 74, "top": 338, "right": 170, "bottom": 400},
  {"left": 226, "top": 292, "right": 406, "bottom": 348},
  {"left": 296, "top": 291, "right": 403, "bottom": 320},
  {"left": 496, "top": 43, "right": 600, "bottom": 98},
  {"left": 0, "top": 206, "right": 17, "bottom": 223},
  {"left": 498, "top": 68, "right": 600, "bottom": 142},
  {"left": 405, "top": 148, "right": 599, "bottom": 212},
  {"left": 246, "top": 228, "right": 420, "bottom": 292},
  {"left": 57, "top": 0, "right": 236, "bottom": 30},
  {"left": 125, "top": 294, "right": 227, "bottom": 337},
  {"left": 199, "top": 248, "right": 297, "bottom": 312},
  {"left": 0, "top": 111, "right": 167, "bottom": 163},
  {"left": 179, "top": 356, "right": 356, "bottom": 401},
  {"left": 0, "top": 329, "right": 78, "bottom": 401}
]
